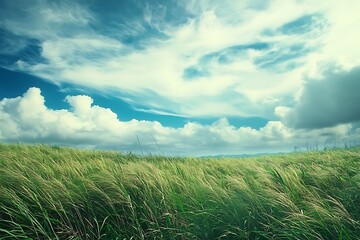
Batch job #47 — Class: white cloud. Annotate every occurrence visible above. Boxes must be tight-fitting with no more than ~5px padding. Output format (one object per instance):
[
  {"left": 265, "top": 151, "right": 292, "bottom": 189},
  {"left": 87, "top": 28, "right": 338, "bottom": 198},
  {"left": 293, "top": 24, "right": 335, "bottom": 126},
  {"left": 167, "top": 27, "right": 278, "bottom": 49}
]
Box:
[
  {"left": 0, "top": 0, "right": 331, "bottom": 118},
  {"left": 1, "top": 88, "right": 359, "bottom": 155},
  {"left": 2, "top": 0, "right": 360, "bottom": 125},
  {"left": 41, "top": 37, "right": 124, "bottom": 67}
]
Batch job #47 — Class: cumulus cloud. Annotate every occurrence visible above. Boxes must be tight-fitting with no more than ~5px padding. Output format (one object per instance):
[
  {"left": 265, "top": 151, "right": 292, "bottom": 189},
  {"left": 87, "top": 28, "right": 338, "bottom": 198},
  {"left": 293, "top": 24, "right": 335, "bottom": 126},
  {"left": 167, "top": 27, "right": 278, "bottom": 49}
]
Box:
[
  {"left": 277, "top": 66, "right": 360, "bottom": 129},
  {"left": 1, "top": 0, "right": 360, "bottom": 144},
  {"left": 1, "top": 88, "right": 359, "bottom": 155}
]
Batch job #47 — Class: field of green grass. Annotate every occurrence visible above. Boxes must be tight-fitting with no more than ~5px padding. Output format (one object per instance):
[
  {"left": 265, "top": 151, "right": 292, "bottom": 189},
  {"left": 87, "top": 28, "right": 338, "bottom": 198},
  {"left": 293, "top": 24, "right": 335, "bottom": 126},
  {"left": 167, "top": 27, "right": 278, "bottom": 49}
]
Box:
[{"left": 0, "top": 144, "right": 360, "bottom": 239}]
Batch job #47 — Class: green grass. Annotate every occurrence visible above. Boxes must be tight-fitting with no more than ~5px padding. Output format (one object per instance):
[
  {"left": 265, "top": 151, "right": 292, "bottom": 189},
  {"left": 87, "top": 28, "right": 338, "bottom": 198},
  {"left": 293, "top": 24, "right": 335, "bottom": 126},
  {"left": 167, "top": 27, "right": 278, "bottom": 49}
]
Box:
[{"left": 0, "top": 144, "right": 360, "bottom": 239}]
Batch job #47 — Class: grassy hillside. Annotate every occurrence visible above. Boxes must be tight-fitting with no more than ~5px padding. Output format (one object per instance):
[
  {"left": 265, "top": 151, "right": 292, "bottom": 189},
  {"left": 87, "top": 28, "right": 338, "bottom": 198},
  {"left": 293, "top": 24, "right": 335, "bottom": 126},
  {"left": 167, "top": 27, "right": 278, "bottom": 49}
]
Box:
[{"left": 0, "top": 144, "right": 360, "bottom": 239}]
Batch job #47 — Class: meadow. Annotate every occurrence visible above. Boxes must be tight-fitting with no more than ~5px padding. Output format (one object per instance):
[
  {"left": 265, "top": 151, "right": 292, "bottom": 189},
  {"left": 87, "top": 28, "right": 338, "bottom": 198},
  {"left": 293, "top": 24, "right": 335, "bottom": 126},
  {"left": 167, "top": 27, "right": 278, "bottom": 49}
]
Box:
[{"left": 0, "top": 144, "right": 359, "bottom": 239}]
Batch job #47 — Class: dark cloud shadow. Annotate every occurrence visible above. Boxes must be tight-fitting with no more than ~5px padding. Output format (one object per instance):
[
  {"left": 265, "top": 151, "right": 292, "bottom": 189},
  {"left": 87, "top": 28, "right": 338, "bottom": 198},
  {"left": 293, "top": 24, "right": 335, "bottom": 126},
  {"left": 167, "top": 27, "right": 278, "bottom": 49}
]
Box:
[{"left": 283, "top": 66, "right": 360, "bottom": 129}]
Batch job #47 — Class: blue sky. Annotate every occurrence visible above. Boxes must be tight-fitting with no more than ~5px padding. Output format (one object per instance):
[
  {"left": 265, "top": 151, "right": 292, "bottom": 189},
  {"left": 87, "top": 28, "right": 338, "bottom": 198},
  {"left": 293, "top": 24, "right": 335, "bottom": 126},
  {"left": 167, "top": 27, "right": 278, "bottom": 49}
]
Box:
[{"left": 1, "top": 0, "right": 360, "bottom": 156}]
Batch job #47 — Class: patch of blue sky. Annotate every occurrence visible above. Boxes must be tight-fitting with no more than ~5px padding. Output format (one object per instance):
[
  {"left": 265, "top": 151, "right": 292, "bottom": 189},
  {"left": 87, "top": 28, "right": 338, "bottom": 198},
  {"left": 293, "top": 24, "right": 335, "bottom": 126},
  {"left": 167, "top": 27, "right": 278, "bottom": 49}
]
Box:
[
  {"left": 282, "top": 61, "right": 305, "bottom": 72},
  {"left": 88, "top": 0, "right": 189, "bottom": 49},
  {"left": 220, "top": 42, "right": 270, "bottom": 64},
  {"left": 254, "top": 43, "right": 312, "bottom": 71},
  {"left": 87, "top": 93, "right": 188, "bottom": 128},
  {"left": 0, "top": 29, "right": 45, "bottom": 66},
  {"left": 90, "top": 0, "right": 190, "bottom": 25},
  {"left": 184, "top": 42, "right": 270, "bottom": 80},
  {"left": 144, "top": 0, "right": 194, "bottom": 26},
  {"left": 0, "top": 28, "right": 27, "bottom": 55},
  {"left": 120, "top": 29, "right": 169, "bottom": 51},
  {"left": 183, "top": 66, "right": 210, "bottom": 80},
  {"left": 279, "top": 14, "right": 322, "bottom": 35},
  {"left": 57, "top": 48, "right": 124, "bottom": 66},
  {"left": 232, "top": 42, "right": 269, "bottom": 51},
  {"left": 227, "top": 116, "right": 269, "bottom": 129},
  {"left": 201, "top": 42, "right": 270, "bottom": 64},
  {"left": 189, "top": 116, "right": 268, "bottom": 129},
  {"left": 87, "top": 87, "right": 189, "bottom": 128},
  {"left": 0, "top": 67, "right": 189, "bottom": 128},
  {"left": 262, "top": 13, "right": 325, "bottom": 37},
  {"left": 65, "top": 85, "right": 269, "bottom": 129},
  {"left": 0, "top": 67, "right": 68, "bottom": 110}
]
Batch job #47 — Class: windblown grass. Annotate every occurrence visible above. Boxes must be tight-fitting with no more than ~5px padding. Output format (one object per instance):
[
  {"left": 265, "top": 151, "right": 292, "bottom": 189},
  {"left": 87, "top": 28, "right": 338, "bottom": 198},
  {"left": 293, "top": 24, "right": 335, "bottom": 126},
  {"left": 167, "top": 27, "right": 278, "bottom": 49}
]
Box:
[{"left": 0, "top": 144, "right": 359, "bottom": 239}]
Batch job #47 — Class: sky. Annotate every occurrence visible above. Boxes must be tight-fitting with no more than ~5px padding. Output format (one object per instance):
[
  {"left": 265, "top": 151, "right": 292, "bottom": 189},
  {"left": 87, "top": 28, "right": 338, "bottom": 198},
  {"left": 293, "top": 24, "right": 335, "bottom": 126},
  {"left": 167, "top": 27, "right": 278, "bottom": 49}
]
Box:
[{"left": 0, "top": 0, "right": 360, "bottom": 156}]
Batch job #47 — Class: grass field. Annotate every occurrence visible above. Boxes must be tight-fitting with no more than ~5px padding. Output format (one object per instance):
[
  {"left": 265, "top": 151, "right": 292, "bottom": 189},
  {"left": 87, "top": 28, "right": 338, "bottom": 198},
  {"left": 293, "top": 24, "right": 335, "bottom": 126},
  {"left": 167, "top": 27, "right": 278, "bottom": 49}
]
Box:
[{"left": 0, "top": 144, "right": 360, "bottom": 239}]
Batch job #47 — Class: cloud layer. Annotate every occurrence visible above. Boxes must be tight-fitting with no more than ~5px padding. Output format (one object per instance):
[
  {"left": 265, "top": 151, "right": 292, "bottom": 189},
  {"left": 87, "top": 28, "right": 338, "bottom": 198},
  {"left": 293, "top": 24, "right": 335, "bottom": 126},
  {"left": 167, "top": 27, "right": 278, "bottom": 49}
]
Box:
[
  {"left": 1, "top": 0, "right": 359, "bottom": 120},
  {"left": 1, "top": 0, "right": 360, "bottom": 154},
  {"left": 1, "top": 88, "right": 359, "bottom": 155}
]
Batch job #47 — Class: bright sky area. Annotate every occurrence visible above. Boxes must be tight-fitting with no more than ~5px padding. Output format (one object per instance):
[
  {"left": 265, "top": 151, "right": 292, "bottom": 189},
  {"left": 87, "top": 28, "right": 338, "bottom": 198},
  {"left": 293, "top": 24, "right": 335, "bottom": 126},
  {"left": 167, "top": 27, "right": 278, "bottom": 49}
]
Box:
[{"left": 0, "top": 0, "right": 360, "bottom": 156}]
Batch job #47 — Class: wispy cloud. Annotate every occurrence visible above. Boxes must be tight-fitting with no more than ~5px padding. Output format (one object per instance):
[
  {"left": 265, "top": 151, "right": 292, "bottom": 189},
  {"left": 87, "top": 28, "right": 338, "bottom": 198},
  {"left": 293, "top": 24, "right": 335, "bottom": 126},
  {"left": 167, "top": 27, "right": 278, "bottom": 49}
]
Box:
[{"left": 1, "top": 0, "right": 340, "bottom": 118}]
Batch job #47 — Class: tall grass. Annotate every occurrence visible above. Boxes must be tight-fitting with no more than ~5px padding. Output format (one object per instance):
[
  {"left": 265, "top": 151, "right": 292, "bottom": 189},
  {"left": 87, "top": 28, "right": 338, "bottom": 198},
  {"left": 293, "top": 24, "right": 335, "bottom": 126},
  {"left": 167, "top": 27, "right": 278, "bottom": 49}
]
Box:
[{"left": 0, "top": 144, "right": 359, "bottom": 239}]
